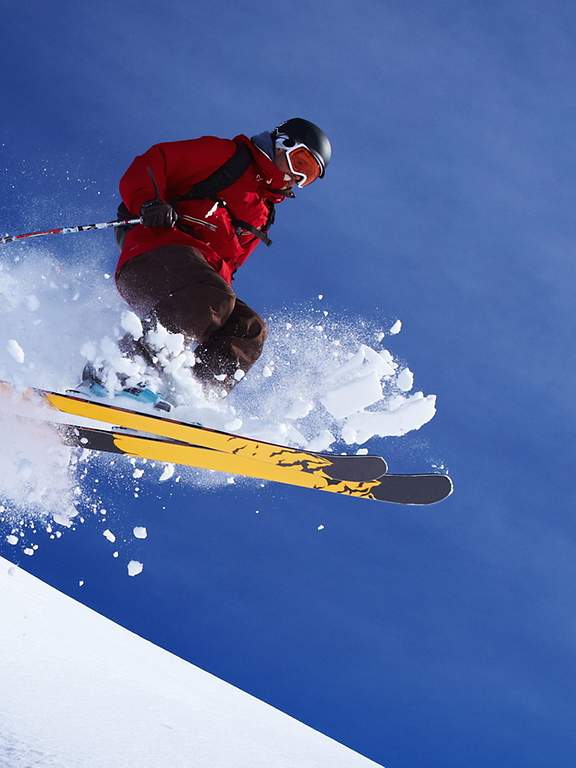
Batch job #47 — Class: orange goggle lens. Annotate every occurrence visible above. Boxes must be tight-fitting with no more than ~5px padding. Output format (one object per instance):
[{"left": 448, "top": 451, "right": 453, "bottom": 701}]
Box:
[{"left": 285, "top": 145, "right": 322, "bottom": 187}]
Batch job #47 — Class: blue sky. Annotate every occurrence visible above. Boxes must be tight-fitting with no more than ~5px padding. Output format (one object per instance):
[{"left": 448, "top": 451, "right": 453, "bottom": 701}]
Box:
[{"left": 2, "top": 1, "right": 576, "bottom": 766}]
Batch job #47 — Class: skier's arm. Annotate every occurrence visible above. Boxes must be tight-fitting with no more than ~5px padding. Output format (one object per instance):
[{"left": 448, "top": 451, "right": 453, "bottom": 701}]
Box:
[
  {"left": 119, "top": 144, "right": 169, "bottom": 215},
  {"left": 234, "top": 236, "right": 262, "bottom": 271},
  {"left": 119, "top": 137, "right": 236, "bottom": 216}
]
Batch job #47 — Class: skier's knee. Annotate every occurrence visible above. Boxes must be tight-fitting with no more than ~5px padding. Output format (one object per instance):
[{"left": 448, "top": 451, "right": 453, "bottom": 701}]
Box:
[
  {"left": 209, "top": 292, "right": 236, "bottom": 330},
  {"left": 244, "top": 312, "right": 268, "bottom": 344},
  {"left": 258, "top": 314, "right": 268, "bottom": 343}
]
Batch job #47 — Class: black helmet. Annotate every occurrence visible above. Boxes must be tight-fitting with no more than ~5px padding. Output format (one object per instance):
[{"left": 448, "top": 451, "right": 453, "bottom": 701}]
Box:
[{"left": 274, "top": 118, "right": 332, "bottom": 177}]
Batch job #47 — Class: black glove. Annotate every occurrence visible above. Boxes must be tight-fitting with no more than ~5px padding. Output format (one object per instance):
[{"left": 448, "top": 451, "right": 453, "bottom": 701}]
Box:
[{"left": 140, "top": 199, "right": 178, "bottom": 228}]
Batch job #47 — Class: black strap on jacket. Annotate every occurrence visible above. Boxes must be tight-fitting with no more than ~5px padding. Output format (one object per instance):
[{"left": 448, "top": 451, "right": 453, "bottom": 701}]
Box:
[
  {"left": 174, "top": 142, "right": 274, "bottom": 247},
  {"left": 173, "top": 142, "right": 253, "bottom": 202},
  {"left": 116, "top": 141, "right": 275, "bottom": 248}
]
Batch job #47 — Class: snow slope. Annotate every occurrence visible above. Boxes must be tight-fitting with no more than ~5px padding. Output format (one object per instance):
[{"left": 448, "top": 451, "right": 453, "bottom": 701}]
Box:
[{"left": 0, "top": 556, "right": 384, "bottom": 768}]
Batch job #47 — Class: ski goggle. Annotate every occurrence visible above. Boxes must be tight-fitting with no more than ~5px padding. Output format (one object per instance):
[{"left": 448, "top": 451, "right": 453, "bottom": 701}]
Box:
[{"left": 276, "top": 135, "right": 323, "bottom": 187}]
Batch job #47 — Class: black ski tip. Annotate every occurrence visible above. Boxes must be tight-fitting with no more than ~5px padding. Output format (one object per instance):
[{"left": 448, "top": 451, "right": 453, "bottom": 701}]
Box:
[
  {"left": 321, "top": 454, "right": 388, "bottom": 481},
  {"left": 370, "top": 473, "right": 453, "bottom": 505},
  {"left": 57, "top": 424, "right": 124, "bottom": 454}
]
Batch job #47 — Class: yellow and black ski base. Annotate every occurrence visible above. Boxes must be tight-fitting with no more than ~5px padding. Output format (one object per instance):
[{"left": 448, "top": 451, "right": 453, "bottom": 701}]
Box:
[
  {"left": 1, "top": 380, "right": 453, "bottom": 504},
  {"left": 60, "top": 422, "right": 453, "bottom": 505}
]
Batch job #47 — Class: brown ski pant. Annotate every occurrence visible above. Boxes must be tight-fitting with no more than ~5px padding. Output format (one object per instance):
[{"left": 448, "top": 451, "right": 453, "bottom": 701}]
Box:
[{"left": 116, "top": 245, "right": 268, "bottom": 391}]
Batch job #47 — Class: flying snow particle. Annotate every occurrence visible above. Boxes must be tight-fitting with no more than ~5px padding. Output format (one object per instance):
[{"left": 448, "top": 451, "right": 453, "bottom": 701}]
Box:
[
  {"left": 159, "top": 464, "right": 175, "bottom": 482},
  {"left": 389, "top": 320, "right": 402, "bottom": 335},
  {"left": 121, "top": 311, "right": 143, "bottom": 340},
  {"left": 5, "top": 535, "right": 18, "bottom": 546},
  {"left": 26, "top": 295, "right": 40, "bottom": 311},
  {"left": 396, "top": 368, "right": 414, "bottom": 393},
  {"left": 53, "top": 514, "right": 74, "bottom": 528},
  {"left": 321, "top": 372, "right": 383, "bottom": 420},
  {"left": 307, "top": 430, "right": 335, "bottom": 452},
  {"left": 7, "top": 339, "right": 25, "bottom": 363},
  {"left": 164, "top": 332, "right": 185, "bottom": 356},
  {"left": 103, "top": 529, "right": 116, "bottom": 543},
  {"left": 127, "top": 560, "right": 144, "bottom": 577},
  {"left": 133, "top": 527, "right": 147, "bottom": 540},
  {"left": 80, "top": 340, "right": 97, "bottom": 361},
  {"left": 133, "top": 468, "right": 144, "bottom": 479},
  {"left": 317, "top": 525, "right": 325, "bottom": 531}
]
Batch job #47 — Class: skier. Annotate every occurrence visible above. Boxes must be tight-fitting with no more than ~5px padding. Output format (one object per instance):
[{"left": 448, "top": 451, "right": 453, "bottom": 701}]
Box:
[{"left": 83, "top": 118, "right": 332, "bottom": 406}]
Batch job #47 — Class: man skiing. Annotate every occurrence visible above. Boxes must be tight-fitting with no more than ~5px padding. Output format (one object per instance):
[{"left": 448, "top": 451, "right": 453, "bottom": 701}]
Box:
[{"left": 92, "top": 118, "right": 331, "bottom": 405}]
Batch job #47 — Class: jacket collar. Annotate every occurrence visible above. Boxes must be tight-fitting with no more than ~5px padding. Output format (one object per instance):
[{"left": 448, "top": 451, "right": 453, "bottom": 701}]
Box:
[
  {"left": 250, "top": 130, "right": 275, "bottom": 159},
  {"left": 234, "top": 134, "right": 290, "bottom": 200}
]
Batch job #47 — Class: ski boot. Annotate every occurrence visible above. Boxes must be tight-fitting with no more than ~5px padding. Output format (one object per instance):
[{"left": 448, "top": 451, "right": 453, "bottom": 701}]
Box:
[{"left": 73, "top": 362, "right": 173, "bottom": 413}]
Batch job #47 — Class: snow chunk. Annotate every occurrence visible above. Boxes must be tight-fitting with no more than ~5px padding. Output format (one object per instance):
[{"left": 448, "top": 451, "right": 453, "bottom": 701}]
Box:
[
  {"left": 342, "top": 394, "right": 437, "bottom": 444},
  {"left": 159, "top": 464, "right": 175, "bottom": 482},
  {"left": 127, "top": 560, "right": 144, "bottom": 577},
  {"left": 307, "top": 430, "right": 336, "bottom": 452},
  {"left": 163, "top": 332, "right": 185, "bottom": 357},
  {"left": 103, "top": 529, "right": 116, "bottom": 543},
  {"left": 389, "top": 320, "right": 402, "bottom": 335},
  {"left": 53, "top": 513, "right": 74, "bottom": 528},
  {"left": 133, "top": 527, "right": 147, "bottom": 540},
  {"left": 7, "top": 339, "right": 25, "bottom": 363},
  {"left": 133, "top": 468, "right": 144, "bottom": 479},
  {"left": 321, "top": 372, "right": 383, "bottom": 420},
  {"left": 396, "top": 368, "right": 414, "bottom": 392},
  {"left": 5, "top": 535, "right": 18, "bottom": 546},
  {"left": 121, "top": 311, "right": 143, "bottom": 340},
  {"left": 328, "top": 345, "right": 396, "bottom": 385},
  {"left": 285, "top": 397, "right": 314, "bottom": 420}
]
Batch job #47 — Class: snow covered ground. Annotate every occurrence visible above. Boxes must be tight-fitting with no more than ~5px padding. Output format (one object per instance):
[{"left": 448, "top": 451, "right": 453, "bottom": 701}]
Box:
[
  {"left": 0, "top": 556, "right": 383, "bottom": 768},
  {"left": 0, "top": 250, "right": 441, "bottom": 547}
]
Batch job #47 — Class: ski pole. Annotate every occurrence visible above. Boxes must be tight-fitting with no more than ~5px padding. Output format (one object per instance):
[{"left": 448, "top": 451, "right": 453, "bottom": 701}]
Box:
[{"left": 0, "top": 218, "right": 141, "bottom": 246}]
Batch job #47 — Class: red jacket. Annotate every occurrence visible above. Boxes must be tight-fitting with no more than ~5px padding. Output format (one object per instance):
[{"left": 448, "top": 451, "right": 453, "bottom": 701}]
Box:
[{"left": 116, "top": 134, "right": 288, "bottom": 284}]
